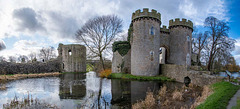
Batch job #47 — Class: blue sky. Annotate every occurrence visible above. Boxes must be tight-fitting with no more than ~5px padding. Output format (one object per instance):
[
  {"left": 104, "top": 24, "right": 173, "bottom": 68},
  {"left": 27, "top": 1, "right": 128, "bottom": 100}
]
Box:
[{"left": 0, "top": 0, "right": 240, "bottom": 64}]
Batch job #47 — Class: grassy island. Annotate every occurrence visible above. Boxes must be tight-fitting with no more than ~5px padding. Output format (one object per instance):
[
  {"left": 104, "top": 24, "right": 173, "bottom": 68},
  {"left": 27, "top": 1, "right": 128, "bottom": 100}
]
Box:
[{"left": 107, "top": 73, "right": 174, "bottom": 82}]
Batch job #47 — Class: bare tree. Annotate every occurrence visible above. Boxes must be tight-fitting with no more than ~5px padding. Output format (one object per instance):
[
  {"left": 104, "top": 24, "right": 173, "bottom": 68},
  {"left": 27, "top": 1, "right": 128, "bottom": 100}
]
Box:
[
  {"left": 8, "top": 56, "right": 17, "bottom": 63},
  {"left": 28, "top": 52, "right": 37, "bottom": 61},
  {"left": 192, "top": 32, "right": 208, "bottom": 65},
  {"left": 18, "top": 55, "right": 28, "bottom": 63},
  {"left": 204, "top": 16, "right": 235, "bottom": 71},
  {"left": 39, "top": 46, "right": 56, "bottom": 62},
  {"left": 76, "top": 15, "right": 123, "bottom": 70}
]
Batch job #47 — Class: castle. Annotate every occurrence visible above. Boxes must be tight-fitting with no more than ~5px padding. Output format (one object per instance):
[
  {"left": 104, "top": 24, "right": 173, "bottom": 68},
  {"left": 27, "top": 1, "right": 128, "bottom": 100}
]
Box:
[{"left": 112, "top": 8, "right": 193, "bottom": 76}]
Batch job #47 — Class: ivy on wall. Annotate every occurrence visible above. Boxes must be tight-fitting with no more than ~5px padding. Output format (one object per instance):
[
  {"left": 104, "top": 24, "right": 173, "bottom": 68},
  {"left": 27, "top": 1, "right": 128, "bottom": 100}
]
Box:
[
  {"left": 127, "top": 23, "right": 133, "bottom": 42},
  {"left": 112, "top": 41, "right": 131, "bottom": 56}
]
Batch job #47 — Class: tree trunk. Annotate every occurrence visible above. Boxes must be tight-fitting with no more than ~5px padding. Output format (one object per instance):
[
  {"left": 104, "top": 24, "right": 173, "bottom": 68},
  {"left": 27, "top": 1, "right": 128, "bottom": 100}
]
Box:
[
  {"left": 207, "top": 48, "right": 214, "bottom": 71},
  {"left": 99, "top": 54, "right": 105, "bottom": 70}
]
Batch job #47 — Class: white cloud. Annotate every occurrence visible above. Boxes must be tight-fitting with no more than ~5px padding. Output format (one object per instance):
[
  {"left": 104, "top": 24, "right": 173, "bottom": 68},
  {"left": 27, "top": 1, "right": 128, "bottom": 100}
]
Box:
[
  {"left": 0, "top": 40, "right": 44, "bottom": 58},
  {"left": 0, "top": 0, "right": 230, "bottom": 58},
  {"left": 232, "top": 39, "right": 240, "bottom": 65}
]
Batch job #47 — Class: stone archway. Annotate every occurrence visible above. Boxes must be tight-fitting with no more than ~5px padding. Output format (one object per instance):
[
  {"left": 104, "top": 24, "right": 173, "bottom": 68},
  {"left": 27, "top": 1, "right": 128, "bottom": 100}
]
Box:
[{"left": 159, "top": 45, "right": 170, "bottom": 64}]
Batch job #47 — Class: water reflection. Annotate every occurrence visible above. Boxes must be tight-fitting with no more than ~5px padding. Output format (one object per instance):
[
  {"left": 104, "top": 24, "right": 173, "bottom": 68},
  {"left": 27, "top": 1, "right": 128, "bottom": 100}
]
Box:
[
  {"left": 217, "top": 72, "right": 240, "bottom": 78},
  {"left": 59, "top": 73, "right": 86, "bottom": 99},
  {"left": 0, "top": 72, "right": 184, "bottom": 108},
  {"left": 111, "top": 80, "right": 162, "bottom": 108}
]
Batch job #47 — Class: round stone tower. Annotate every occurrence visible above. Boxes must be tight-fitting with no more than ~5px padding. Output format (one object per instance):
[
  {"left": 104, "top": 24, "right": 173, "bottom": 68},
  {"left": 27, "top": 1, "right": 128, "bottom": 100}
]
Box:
[
  {"left": 168, "top": 18, "right": 193, "bottom": 66},
  {"left": 131, "top": 8, "right": 161, "bottom": 76}
]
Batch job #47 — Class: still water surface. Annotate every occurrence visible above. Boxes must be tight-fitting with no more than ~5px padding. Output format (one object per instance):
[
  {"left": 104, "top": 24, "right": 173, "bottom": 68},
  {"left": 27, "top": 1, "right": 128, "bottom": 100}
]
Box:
[
  {"left": 217, "top": 72, "right": 240, "bottom": 78},
  {"left": 0, "top": 72, "right": 182, "bottom": 108}
]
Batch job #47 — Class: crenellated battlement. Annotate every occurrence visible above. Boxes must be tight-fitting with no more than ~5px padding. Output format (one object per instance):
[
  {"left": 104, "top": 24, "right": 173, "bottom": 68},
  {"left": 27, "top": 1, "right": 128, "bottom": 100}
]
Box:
[
  {"left": 169, "top": 18, "right": 193, "bottom": 30},
  {"left": 132, "top": 8, "right": 161, "bottom": 22},
  {"left": 160, "top": 25, "right": 170, "bottom": 34}
]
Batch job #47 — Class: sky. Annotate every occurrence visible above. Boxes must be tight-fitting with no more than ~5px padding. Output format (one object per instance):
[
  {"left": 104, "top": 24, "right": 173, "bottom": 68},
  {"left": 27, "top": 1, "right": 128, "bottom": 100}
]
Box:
[{"left": 0, "top": 0, "right": 239, "bottom": 63}]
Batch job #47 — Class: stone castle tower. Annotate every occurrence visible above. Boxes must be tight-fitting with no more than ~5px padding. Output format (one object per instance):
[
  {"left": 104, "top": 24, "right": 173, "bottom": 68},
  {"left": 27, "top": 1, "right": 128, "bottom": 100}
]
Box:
[
  {"left": 112, "top": 8, "right": 193, "bottom": 76},
  {"left": 131, "top": 9, "right": 161, "bottom": 76},
  {"left": 58, "top": 43, "right": 86, "bottom": 72},
  {"left": 160, "top": 18, "right": 193, "bottom": 66}
]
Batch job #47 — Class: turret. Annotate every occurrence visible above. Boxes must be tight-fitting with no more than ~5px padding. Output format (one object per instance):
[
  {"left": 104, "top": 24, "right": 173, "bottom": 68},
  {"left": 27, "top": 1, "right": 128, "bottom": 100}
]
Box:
[
  {"left": 168, "top": 18, "right": 193, "bottom": 66},
  {"left": 132, "top": 8, "right": 161, "bottom": 23},
  {"left": 131, "top": 8, "right": 161, "bottom": 76},
  {"left": 169, "top": 18, "right": 193, "bottom": 31}
]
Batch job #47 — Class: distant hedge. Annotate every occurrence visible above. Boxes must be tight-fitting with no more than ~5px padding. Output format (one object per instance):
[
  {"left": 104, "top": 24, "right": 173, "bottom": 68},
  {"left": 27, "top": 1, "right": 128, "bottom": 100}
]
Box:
[{"left": 0, "top": 59, "right": 62, "bottom": 75}]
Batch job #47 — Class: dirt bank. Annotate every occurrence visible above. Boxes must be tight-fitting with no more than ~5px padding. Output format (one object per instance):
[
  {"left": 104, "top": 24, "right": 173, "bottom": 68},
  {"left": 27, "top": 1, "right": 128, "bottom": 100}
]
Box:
[{"left": 0, "top": 72, "right": 61, "bottom": 81}]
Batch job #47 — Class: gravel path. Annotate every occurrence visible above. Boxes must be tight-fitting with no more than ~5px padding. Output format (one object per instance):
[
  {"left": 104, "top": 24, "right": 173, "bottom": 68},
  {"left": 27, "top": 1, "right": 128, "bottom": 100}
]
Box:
[{"left": 227, "top": 88, "right": 240, "bottom": 109}]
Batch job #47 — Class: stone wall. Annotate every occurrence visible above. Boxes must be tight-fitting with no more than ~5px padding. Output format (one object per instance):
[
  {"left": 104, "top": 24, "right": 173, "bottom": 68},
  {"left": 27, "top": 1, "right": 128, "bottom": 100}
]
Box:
[
  {"left": 161, "top": 64, "right": 223, "bottom": 86},
  {"left": 58, "top": 44, "right": 86, "bottom": 72},
  {"left": 112, "top": 50, "right": 131, "bottom": 73},
  {"left": 0, "top": 59, "right": 62, "bottom": 74}
]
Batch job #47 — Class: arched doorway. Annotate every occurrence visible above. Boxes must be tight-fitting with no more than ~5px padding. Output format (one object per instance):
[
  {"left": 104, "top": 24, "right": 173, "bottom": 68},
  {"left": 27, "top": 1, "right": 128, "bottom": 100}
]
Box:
[{"left": 159, "top": 47, "right": 167, "bottom": 64}]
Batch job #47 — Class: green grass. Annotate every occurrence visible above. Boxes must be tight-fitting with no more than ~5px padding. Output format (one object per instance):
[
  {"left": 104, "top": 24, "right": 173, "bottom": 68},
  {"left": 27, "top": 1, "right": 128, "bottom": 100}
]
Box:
[
  {"left": 107, "top": 73, "right": 174, "bottom": 82},
  {"left": 232, "top": 97, "right": 240, "bottom": 109},
  {"left": 86, "top": 63, "right": 94, "bottom": 72},
  {"left": 61, "top": 72, "right": 86, "bottom": 74},
  {"left": 197, "top": 82, "right": 240, "bottom": 109}
]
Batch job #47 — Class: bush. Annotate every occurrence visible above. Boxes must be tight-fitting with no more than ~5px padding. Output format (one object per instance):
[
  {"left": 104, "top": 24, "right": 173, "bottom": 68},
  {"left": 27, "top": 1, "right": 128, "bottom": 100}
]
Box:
[{"left": 99, "top": 69, "right": 112, "bottom": 78}]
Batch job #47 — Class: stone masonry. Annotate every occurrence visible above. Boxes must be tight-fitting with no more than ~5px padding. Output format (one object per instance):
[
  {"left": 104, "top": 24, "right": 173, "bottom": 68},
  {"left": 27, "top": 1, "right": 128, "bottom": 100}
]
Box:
[
  {"left": 112, "top": 50, "right": 131, "bottom": 73},
  {"left": 112, "top": 8, "right": 193, "bottom": 76},
  {"left": 161, "top": 64, "right": 223, "bottom": 86},
  {"left": 131, "top": 8, "right": 161, "bottom": 76},
  {"left": 58, "top": 43, "right": 86, "bottom": 72},
  {"left": 111, "top": 8, "right": 222, "bottom": 85}
]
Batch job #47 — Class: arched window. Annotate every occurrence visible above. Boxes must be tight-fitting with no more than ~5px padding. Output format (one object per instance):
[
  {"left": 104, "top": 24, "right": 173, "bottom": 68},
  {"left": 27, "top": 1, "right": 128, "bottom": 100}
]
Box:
[
  {"left": 150, "top": 50, "right": 154, "bottom": 61},
  {"left": 187, "top": 36, "right": 190, "bottom": 41},
  {"left": 186, "top": 53, "right": 190, "bottom": 65},
  {"left": 159, "top": 48, "right": 162, "bottom": 54},
  {"left": 149, "top": 26, "right": 155, "bottom": 35},
  {"left": 68, "top": 49, "right": 72, "bottom": 56}
]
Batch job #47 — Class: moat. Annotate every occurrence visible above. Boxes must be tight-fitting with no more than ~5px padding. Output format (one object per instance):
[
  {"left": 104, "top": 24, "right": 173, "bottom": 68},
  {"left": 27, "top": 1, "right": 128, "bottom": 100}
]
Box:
[{"left": 0, "top": 72, "right": 185, "bottom": 109}]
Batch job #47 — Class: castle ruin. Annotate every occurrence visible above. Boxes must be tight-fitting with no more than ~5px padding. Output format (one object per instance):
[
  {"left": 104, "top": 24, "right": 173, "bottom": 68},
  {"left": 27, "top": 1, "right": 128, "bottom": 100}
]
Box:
[
  {"left": 112, "top": 8, "right": 193, "bottom": 76},
  {"left": 58, "top": 44, "right": 86, "bottom": 72}
]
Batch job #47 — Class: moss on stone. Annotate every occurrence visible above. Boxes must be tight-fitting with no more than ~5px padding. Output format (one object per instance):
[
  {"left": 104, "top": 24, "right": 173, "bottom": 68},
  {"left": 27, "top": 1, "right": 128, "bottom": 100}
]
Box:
[
  {"left": 127, "top": 23, "right": 133, "bottom": 42},
  {"left": 112, "top": 41, "right": 131, "bottom": 56}
]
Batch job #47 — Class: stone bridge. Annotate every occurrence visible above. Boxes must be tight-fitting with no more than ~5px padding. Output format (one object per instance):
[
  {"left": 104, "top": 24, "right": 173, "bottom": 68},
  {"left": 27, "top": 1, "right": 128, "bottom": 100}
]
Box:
[{"left": 161, "top": 64, "right": 224, "bottom": 86}]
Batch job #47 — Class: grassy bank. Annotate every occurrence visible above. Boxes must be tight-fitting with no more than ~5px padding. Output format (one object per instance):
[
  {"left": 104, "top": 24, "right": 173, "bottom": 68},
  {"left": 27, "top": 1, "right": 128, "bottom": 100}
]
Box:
[
  {"left": 61, "top": 72, "right": 86, "bottom": 74},
  {"left": 108, "top": 73, "right": 174, "bottom": 82},
  {"left": 0, "top": 72, "right": 60, "bottom": 81},
  {"left": 197, "top": 82, "right": 240, "bottom": 109}
]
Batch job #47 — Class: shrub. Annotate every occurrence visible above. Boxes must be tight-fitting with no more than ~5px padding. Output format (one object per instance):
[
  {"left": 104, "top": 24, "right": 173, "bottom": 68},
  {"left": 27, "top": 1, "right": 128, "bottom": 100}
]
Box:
[
  {"left": 172, "top": 90, "right": 183, "bottom": 101},
  {"left": 132, "top": 92, "right": 156, "bottom": 109},
  {"left": 99, "top": 69, "right": 112, "bottom": 78}
]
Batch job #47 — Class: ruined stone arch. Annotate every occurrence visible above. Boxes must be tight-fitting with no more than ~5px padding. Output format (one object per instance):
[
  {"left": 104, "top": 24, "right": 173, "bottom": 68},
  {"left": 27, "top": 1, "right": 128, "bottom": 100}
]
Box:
[{"left": 68, "top": 49, "right": 72, "bottom": 56}]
